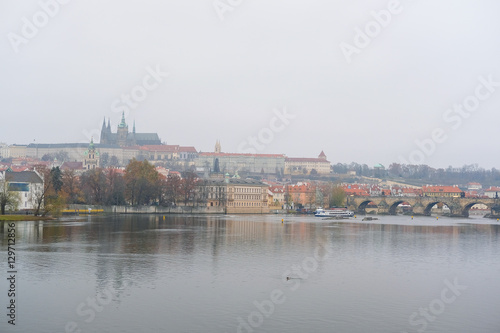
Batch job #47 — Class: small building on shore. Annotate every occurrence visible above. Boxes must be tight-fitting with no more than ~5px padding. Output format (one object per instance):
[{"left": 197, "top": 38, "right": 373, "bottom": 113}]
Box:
[{"left": 5, "top": 170, "right": 44, "bottom": 210}]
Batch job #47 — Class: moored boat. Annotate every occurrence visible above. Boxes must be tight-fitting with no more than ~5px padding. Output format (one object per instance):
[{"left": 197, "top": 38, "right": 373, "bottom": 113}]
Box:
[{"left": 314, "top": 207, "right": 354, "bottom": 217}]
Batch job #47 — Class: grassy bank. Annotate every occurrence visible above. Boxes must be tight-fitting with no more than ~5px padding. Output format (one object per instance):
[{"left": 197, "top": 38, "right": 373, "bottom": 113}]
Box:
[{"left": 0, "top": 215, "right": 55, "bottom": 221}]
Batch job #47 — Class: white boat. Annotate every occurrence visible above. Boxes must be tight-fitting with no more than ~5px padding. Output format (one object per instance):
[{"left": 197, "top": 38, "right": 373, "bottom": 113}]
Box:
[{"left": 314, "top": 208, "right": 354, "bottom": 217}]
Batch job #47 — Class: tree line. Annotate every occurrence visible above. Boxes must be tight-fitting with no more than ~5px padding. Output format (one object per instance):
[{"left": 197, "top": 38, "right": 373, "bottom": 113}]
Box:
[
  {"left": 0, "top": 159, "right": 200, "bottom": 215},
  {"left": 332, "top": 162, "right": 500, "bottom": 186}
]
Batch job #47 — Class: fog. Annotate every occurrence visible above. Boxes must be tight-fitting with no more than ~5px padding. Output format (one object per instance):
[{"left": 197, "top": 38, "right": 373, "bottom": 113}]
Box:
[{"left": 2, "top": 0, "right": 500, "bottom": 168}]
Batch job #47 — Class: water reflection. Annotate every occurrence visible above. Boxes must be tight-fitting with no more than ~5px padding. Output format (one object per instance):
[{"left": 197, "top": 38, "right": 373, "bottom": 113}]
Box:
[{"left": 0, "top": 215, "right": 499, "bottom": 333}]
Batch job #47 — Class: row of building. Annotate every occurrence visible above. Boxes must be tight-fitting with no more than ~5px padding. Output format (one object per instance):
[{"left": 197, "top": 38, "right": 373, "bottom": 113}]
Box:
[
  {"left": 0, "top": 115, "right": 331, "bottom": 175},
  {"left": 3, "top": 164, "right": 500, "bottom": 214},
  {"left": 0, "top": 167, "right": 271, "bottom": 214},
  {"left": 0, "top": 142, "right": 331, "bottom": 176}
]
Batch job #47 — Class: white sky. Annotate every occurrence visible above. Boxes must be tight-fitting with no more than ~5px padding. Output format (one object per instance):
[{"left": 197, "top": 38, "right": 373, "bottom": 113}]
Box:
[{"left": 1, "top": 0, "right": 500, "bottom": 168}]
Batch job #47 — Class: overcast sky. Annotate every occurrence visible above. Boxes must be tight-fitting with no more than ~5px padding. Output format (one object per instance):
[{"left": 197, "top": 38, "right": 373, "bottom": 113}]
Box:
[{"left": 2, "top": 0, "right": 500, "bottom": 169}]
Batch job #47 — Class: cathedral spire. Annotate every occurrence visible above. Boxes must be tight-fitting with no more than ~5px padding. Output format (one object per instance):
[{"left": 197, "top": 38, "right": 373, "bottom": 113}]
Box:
[
  {"left": 107, "top": 118, "right": 111, "bottom": 131},
  {"left": 133, "top": 120, "right": 136, "bottom": 134},
  {"left": 118, "top": 111, "right": 127, "bottom": 128},
  {"left": 100, "top": 118, "right": 107, "bottom": 143}
]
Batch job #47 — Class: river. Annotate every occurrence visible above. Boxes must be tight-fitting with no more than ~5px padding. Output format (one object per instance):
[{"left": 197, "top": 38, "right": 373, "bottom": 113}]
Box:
[{"left": 1, "top": 214, "right": 499, "bottom": 332}]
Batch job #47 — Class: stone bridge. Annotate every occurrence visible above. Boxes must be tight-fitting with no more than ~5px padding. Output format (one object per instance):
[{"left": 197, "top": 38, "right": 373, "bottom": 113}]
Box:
[{"left": 346, "top": 195, "right": 500, "bottom": 217}]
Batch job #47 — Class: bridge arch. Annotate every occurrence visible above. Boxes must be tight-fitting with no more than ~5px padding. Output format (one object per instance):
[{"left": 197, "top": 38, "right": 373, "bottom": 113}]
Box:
[
  {"left": 388, "top": 200, "right": 412, "bottom": 215},
  {"left": 357, "top": 200, "right": 378, "bottom": 214},
  {"left": 461, "top": 202, "right": 490, "bottom": 217},
  {"left": 423, "top": 201, "right": 455, "bottom": 216}
]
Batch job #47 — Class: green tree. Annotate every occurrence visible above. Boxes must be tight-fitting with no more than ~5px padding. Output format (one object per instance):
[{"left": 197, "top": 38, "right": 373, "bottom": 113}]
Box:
[
  {"left": 41, "top": 154, "right": 54, "bottom": 161},
  {"left": 110, "top": 155, "right": 120, "bottom": 167},
  {"left": 124, "top": 159, "right": 161, "bottom": 205},
  {"left": 51, "top": 167, "right": 63, "bottom": 194},
  {"left": 214, "top": 158, "right": 220, "bottom": 173},
  {"left": 330, "top": 185, "right": 346, "bottom": 208},
  {"left": 100, "top": 153, "right": 110, "bottom": 168},
  {"left": 0, "top": 179, "right": 20, "bottom": 215}
]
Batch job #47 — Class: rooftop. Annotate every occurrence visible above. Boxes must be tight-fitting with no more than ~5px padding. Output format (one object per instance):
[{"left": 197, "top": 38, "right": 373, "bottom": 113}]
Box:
[{"left": 5, "top": 171, "right": 43, "bottom": 184}]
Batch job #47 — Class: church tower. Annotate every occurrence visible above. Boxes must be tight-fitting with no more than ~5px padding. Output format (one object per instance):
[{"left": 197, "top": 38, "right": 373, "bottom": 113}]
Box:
[
  {"left": 83, "top": 138, "right": 100, "bottom": 170},
  {"left": 215, "top": 140, "right": 221, "bottom": 153},
  {"left": 117, "top": 112, "right": 129, "bottom": 147},
  {"left": 100, "top": 117, "right": 113, "bottom": 144}
]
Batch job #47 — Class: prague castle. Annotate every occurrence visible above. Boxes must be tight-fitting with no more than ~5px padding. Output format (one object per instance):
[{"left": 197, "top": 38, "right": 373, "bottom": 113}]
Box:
[
  {"left": 100, "top": 112, "right": 161, "bottom": 147},
  {"left": 6, "top": 117, "right": 331, "bottom": 175}
]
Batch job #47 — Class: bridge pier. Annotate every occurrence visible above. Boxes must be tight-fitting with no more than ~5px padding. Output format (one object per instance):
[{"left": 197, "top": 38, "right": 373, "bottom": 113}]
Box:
[
  {"left": 411, "top": 203, "right": 427, "bottom": 216},
  {"left": 490, "top": 205, "right": 500, "bottom": 218},
  {"left": 376, "top": 200, "right": 390, "bottom": 215}
]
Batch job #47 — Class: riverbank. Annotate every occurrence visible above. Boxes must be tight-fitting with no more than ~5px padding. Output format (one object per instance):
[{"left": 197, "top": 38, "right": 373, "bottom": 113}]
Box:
[{"left": 0, "top": 215, "right": 55, "bottom": 221}]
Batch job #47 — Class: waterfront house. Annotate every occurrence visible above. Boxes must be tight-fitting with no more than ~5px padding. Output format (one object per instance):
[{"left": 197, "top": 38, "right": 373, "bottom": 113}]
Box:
[{"left": 5, "top": 170, "right": 44, "bottom": 211}]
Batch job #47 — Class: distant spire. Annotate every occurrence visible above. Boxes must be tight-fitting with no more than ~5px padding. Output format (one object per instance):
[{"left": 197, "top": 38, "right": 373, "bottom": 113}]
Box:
[
  {"left": 107, "top": 118, "right": 111, "bottom": 130},
  {"left": 119, "top": 111, "right": 127, "bottom": 128},
  {"left": 133, "top": 120, "right": 136, "bottom": 134},
  {"left": 101, "top": 117, "right": 106, "bottom": 131},
  {"left": 215, "top": 139, "right": 221, "bottom": 153}
]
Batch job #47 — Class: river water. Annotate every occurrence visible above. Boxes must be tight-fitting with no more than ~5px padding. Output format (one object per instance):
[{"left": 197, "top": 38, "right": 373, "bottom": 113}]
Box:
[{"left": 1, "top": 214, "right": 499, "bottom": 333}]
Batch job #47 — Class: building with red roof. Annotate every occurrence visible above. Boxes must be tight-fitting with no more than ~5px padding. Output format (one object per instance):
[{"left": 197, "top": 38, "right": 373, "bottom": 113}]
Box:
[
  {"left": 139, "top": 145, "right": 198, "bottom": 161},
  {"left": 467, "top": 182, "right": 482, "bottom": 190},
  {"left": 285, "top": 151, "right": 330, "bottom": 175},
  {"left": 268, "top": 185, "right": 286, "bottom": 207},
  {"left": 287, "top": 182, "right": 316, "bottom": 207},
  {"left": 195, "top": 141, "right": 286, "bottom": 174},
  {"left": 422, "top": 185, "right": 463, "bottom": 197},
  {"left": 485, "top": 186, "right": 500, "bottom": 198}
]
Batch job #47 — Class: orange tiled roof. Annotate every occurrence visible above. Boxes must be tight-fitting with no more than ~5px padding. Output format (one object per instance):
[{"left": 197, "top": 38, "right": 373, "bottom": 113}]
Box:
[
  {"left": 179, "top": 146, "right": 197, "bottom": 153},
  {"left": 140, "top": 145, "right": 180, "bottom": 152},
  {"left": 422, "top": 185, "right": 462, "bottom": 193},
  {"left": 485, "top": 186, "right": 500, "bottom": 192},
  {"left": 200, "top": 152, "right": 285, "bottom": 158},
  {"left": 285, "top": 157, "right": 330, "bottom": 163},
  {"left": 344, "top": 188, "right": 369, "bottom": 196}
]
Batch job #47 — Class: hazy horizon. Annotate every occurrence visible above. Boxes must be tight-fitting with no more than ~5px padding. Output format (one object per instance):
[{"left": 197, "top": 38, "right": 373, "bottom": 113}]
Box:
[{"left": 2, "top": 1, "right": 500, "bottom": 169}]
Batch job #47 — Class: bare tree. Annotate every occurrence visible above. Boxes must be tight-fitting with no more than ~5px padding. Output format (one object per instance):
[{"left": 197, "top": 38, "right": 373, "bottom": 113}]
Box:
[
  {"left": 61, "top": 169, "right": 82, "bottom": 204},
  {"left": 32, "top": 165, "right": 52, "bottom": 216}
]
